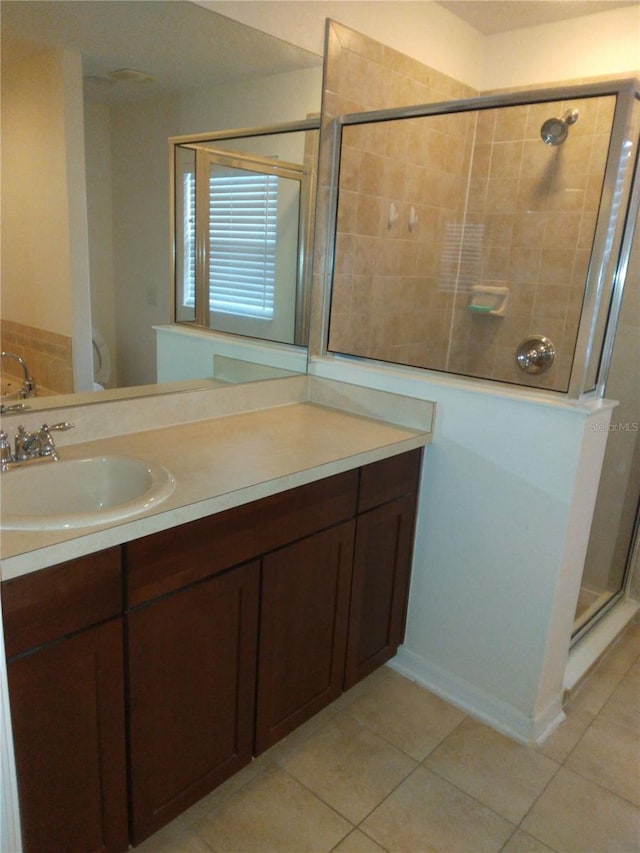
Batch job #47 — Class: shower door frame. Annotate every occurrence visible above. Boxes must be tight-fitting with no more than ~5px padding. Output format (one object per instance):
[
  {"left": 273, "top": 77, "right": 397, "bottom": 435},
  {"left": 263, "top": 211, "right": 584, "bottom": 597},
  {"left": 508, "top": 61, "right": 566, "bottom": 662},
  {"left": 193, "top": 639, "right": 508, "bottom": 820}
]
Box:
[
  {"left": 572, "top": 127, "right": 640, "bottom": 644},
  {"left": 320, "top": 77, "right": 640, "bottom": 400}
]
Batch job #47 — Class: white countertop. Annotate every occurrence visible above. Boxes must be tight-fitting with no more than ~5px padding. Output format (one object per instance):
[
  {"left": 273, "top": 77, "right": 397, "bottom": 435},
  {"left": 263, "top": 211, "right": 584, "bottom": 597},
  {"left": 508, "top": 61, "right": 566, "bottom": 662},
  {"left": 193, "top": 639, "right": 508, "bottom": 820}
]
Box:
[{"left": 0, "top": 378, "right": 433, "bottom": 579}]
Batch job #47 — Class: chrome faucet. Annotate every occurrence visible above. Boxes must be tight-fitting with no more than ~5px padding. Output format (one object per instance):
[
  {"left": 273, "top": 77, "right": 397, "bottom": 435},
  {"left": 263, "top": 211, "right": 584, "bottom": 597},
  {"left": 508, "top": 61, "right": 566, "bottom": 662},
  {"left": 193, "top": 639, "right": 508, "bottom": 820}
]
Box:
[
  {"left": 0, "top": 351, "right": 36, "bottom": 399},
  {"left": 0, "top": 422, "right": 75, "bottom": 471}
]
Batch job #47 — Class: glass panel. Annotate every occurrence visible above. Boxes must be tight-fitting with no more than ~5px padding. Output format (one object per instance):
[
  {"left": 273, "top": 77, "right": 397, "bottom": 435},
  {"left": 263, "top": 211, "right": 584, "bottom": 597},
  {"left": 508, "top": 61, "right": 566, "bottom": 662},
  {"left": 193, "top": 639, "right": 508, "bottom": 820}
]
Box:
[
  {"left": 574, "top": 187, "right": 640, "bottom": 636},
  {"left": 329, "top": 95, "right": 616, "bottom": 392}
]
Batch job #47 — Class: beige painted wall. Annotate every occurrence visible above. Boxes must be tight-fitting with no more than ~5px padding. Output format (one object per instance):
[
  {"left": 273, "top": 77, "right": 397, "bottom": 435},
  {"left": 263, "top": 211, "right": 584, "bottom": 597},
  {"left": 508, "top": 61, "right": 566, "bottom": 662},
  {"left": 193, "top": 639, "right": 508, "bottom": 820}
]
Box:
[
  {"left": 207, "top": 1, "right": 639, "bottom": 90},
  {"left": 1, "top": 48, "right": 75, "bottom": 337},
  {"left": 0, "top": 47, "right": 91, "bottom": 393}
]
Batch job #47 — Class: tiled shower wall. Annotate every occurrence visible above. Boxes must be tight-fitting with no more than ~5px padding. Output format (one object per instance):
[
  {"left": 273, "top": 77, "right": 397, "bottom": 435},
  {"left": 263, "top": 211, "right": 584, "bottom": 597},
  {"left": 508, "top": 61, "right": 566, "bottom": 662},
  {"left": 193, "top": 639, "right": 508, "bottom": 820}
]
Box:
[
  {"left": 331, "top": 111, "right": 476, "bottom": 369},
  {"left": 321, "top": 22, "right": 475, "bottom": 369},
  {"left": 323, "top": 21, "right": 617, "bottom": 392},
  {"left": 447, "top": 96, "right": 615, "bottom": 390},
  {"left": 310, "top": 20, "right": 474, "bottom": 355},
  {"left": 0, "top": 318, "right": 73, "bottom": 395}
]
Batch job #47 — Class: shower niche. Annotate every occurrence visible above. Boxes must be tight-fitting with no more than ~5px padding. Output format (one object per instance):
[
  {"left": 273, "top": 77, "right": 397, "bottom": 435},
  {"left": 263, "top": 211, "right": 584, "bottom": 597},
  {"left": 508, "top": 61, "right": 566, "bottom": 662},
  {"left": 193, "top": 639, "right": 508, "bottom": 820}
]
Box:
[{"left": 327, "top": 80, "right": 639, "bottom": 396}]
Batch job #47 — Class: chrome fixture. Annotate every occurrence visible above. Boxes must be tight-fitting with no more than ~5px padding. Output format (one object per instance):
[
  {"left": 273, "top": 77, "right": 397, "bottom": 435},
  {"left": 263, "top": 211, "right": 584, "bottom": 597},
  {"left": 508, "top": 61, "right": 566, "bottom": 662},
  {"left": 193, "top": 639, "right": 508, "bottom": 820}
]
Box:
[
  {"left": 0, "top": 402, "right": 29, "bottom": 415},
  {"left": 0, "top": 422, "right": 75, "bottom": 471},
  {"left": 0, "top": 351, "right": 36, "bottom": 398},
  {"left": 516, "top": 336, "right": 556, "bottom": 375},
  {"left": 540, "top": 109, "right": 579, "bottom": 145}
]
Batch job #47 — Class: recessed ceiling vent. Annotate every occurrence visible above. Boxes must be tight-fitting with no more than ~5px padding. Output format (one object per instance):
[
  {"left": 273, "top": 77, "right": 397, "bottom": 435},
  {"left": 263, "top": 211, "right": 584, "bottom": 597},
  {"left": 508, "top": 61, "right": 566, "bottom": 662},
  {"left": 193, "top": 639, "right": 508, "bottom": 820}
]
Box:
[{"left": 108, "top": 68, "right": 155, "bottom": 84}]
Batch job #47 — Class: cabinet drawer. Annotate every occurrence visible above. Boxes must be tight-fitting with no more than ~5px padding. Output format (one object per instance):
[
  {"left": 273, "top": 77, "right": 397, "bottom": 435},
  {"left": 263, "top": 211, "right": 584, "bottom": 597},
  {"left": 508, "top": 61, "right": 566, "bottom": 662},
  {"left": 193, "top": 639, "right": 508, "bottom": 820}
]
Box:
[
  {"left": 127, "top": 469, "right": 358, "bottom": 606},
  {"left": 2, "top": 548, "right": 122, "bottom": 658},
  {"left": 358, "top": 448, "right": 422, "bottom": 513}
]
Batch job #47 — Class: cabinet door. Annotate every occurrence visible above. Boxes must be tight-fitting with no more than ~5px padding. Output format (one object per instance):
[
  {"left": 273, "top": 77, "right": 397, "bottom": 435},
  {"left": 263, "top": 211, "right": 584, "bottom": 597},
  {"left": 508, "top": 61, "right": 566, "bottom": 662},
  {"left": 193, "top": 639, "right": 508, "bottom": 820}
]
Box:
[
  {"left": 255, "top": 521, "right": 355, "bottom": 753},
  {"left": 127, "top": 560, "right": 260, "bottom": 844},
  {"left": 7, "top": 619, "right": 128, "bottom": 853},
  {"left": 345, "top": 494, "right": 417, "bottom": 689}
]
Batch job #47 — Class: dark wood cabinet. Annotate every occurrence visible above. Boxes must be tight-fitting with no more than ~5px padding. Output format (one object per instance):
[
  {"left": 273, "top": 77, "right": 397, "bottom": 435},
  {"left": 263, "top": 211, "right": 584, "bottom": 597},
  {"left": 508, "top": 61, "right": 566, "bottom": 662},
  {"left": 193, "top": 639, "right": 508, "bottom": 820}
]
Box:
[
  {"left": 255, "top": 521, "right": 355, "bottom": 753},
  {"left": 345, "top": 493, "right": 418, "bottom": 688},
  {"left": 2, "top": 550, "right": 128, "bottom": 853},
  {"left": 3, "top": 448, "right": 422, "bottom": 849},
  {"left": 345, "top": 449, "right": 421, "bottom": 689},
  {"left": 127, "top": 560, "right": 260, "bottom": 844}
]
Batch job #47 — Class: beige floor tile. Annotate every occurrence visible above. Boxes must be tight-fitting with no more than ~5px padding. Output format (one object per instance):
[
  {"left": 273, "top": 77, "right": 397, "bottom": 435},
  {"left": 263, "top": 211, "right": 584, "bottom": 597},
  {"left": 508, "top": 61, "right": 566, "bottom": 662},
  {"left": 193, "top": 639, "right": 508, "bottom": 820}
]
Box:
[
  {"left": 278, "top": 713, "right": 416, "bottom": 823},
  {"left": 598, "top": 664, "right": 640, "bottom": 734},
  {"left": 133, "top": 821, "right": 214, "bottom": 853},
  {"left": 360, "top": 765, "right": 514, "bottom": 853},
  {"left": 259, "top": 702, "right": 342, "bottom": 765},
  {"left": 424, "top": 717, "right": 559, "bottom": 823},
  {"left": 501, "top": 829, "right": 556, "bottom": 852},
  {"left": 194, "top": 765, "right": 352, "bottom": 853},
  {"left": 598, "top": 624, "right": 640, "bottom": 675},
  {"left": 332, "top": 829, "right": 388, "bottom": 853},
  {"left": 344, "top": 669, "right": 466, "bottom": 760},
  {"left": 521, "top": 767, "right": 640, "bottom": 852},
  {"left": 567, "top": 663, "right": 625, "bottom": 716},
  {"left": 174, "top": 753, "right": 276, "bottom": 829},
  {"left": 332, "top": 665, "right": 394, "bottom": 713},
  {"left": 536, "top": 705, "right": 594, "bottom": 763},
  {"left": 565, "top": 717, "right": 640, "bottom": 806}
]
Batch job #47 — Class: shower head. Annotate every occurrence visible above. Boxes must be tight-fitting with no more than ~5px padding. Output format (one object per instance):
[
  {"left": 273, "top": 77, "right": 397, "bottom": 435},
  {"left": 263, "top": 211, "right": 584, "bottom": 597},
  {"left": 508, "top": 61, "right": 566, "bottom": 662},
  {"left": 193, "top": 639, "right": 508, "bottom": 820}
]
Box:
[{"left": 540, "top": 108, "right": 580, "bottom": 146}]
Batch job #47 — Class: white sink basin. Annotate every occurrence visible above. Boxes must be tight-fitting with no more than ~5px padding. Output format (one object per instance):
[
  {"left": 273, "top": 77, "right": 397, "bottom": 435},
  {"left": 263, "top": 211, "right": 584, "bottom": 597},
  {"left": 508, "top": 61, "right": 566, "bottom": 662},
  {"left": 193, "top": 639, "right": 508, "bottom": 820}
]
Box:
[{"left": 1, "top": 454, "right": 175, "bottom": 530}]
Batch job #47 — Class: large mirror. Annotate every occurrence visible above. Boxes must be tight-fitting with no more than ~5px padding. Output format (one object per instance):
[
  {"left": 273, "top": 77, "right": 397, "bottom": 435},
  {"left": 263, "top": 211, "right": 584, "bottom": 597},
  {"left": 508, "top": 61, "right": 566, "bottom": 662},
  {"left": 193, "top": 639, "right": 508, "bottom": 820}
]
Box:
[{"left": 0, "top": 1, "right": 322, "bottom": 408}]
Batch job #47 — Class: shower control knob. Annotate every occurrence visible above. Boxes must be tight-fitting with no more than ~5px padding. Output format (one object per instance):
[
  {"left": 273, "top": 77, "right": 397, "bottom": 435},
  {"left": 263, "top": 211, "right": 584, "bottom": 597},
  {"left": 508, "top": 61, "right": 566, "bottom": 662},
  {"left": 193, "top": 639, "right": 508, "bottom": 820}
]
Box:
[{"left": 515, "top": 336, "right": 556, "bottom": 375}]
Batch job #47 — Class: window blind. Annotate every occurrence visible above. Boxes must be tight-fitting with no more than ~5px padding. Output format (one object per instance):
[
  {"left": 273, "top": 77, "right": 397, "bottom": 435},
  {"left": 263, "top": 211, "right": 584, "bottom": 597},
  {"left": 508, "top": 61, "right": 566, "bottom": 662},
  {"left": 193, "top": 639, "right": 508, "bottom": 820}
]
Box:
[
  {"left": 208, "top": 171, "right": 278, "bottom": 318},
  {"left": 182, "top": 171, "right": 196, "bottom": 308}
]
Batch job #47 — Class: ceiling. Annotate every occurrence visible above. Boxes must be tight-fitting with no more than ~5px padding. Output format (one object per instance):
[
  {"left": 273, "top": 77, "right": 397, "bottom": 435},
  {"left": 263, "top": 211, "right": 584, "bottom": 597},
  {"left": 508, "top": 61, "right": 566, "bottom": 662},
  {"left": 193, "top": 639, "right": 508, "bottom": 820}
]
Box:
[
  {"left": 0, "top": 1, "right": 321, "bottom": 103},
  {"left": 437, "top": 0, "right": 639, "bottom": 35},
  {"left": 2, "top": 0, "right": 637, "bottom": 100}
]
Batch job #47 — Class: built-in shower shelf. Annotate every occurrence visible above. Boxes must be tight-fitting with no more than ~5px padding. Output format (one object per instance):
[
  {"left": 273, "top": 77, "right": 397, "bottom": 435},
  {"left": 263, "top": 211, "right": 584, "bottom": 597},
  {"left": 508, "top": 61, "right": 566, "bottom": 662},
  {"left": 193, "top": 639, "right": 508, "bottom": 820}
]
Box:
[{"left": 467, "top": 285, "right": 509, "bottom": 316}]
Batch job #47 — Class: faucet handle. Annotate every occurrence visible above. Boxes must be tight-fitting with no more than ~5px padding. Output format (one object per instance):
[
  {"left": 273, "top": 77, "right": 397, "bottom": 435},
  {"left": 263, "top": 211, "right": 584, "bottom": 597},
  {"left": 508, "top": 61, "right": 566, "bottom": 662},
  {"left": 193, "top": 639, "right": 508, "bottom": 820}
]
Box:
[
  {"left": 0, "top": 431, "right": 13, "bottom": 471},
  {"left": 38, "top": 422, "right": 74, "bottom": 459},
  {"left": 42, "top": 422, "right": 75, "bottom": 432}
]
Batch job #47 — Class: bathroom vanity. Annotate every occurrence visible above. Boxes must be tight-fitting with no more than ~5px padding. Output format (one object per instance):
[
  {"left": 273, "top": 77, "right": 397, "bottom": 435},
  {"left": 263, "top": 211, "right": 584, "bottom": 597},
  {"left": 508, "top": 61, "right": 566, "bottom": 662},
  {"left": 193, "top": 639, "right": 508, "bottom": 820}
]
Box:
[{"left": 0, "top": 377, "right": 432, "bottom": 852}]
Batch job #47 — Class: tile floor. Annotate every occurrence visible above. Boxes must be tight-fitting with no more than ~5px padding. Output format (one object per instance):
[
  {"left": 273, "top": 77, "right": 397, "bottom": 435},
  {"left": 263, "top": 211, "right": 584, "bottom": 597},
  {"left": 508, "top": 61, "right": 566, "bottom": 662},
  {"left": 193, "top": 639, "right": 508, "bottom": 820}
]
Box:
[{"left": 135, "top": 619, "right": 640, "bottom": 853}]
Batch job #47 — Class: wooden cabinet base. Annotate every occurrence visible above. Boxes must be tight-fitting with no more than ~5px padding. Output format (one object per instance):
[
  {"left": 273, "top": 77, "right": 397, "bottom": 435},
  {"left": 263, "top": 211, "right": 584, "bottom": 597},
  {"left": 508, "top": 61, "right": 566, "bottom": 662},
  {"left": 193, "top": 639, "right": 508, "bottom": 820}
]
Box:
[
  {"left": 127, "top": 561, "right": 260, "bottom": 845},
  {"left": 7, "top": 619, "right": 128, "bottom": 853},
  {"left": 4, "top": 449, "right": 422, "bottom": 849},
  {"left": 345, "top": 494, "right": 418, "bottom": 690},
  {"left": 255, "top": 522, "right": 355, "bottom": 753}
]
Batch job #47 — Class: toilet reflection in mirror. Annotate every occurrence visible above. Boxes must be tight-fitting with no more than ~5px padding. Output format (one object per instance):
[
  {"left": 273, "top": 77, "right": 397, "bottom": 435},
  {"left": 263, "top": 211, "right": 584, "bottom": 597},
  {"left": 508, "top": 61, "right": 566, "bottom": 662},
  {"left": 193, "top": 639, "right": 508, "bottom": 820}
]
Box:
[{"left": 92, "top": 328, "right": 111, "bottom": 392}]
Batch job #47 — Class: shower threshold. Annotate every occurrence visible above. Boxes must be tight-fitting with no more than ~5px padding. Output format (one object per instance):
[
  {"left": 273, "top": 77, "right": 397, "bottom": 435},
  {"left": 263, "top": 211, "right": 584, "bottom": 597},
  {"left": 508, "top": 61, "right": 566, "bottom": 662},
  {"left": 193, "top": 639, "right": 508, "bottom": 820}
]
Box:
[{"left": 565, "top": 597, "right": 639, "bottom": 693}]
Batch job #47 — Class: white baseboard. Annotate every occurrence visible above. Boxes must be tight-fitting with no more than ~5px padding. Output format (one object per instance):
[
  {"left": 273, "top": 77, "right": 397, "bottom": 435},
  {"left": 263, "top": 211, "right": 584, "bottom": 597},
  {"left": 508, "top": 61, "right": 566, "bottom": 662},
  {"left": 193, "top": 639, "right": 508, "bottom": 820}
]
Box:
[{"left": 389, "top": 647, "right": 565, "bottom": 746}]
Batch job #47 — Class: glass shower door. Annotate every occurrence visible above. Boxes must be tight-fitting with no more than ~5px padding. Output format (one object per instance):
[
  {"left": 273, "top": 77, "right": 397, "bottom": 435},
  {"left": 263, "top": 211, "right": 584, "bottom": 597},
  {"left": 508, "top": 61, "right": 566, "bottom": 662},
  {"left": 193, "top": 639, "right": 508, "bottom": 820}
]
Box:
[{"left": 573, "top": 184, "right": 640, "bottom": 639}]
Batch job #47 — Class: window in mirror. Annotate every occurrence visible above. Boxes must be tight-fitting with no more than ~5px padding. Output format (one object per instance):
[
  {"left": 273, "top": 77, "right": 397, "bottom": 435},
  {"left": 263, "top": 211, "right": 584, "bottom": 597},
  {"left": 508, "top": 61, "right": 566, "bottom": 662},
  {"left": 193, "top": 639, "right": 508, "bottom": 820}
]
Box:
[
  {"left": 206, "top": 166, "right": 279, "bottom": 320},
  {"left": 172, "top": 125, "right": 318, "bottom": 348}
]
